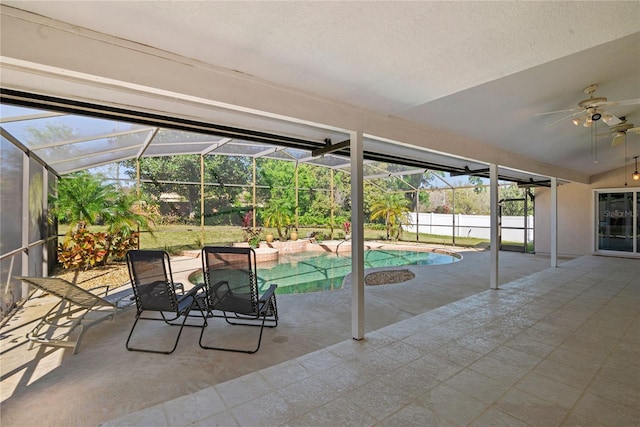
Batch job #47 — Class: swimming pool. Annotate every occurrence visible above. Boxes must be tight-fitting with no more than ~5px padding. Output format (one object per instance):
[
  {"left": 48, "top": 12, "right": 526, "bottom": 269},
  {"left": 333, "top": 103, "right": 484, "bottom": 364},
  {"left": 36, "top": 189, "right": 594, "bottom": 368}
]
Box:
[{"left": 190, "top": 249, "right": 460, "bottom": 294}]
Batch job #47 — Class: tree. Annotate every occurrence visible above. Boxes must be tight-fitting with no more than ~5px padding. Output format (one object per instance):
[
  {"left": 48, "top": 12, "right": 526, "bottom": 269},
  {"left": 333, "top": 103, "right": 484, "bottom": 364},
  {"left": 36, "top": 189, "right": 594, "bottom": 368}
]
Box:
[
  {"left": 25, "top": 122, "right": 78, "bottom": 161},
  {"left": 452, "top": 186, "right": 490, "bottom": 215},
  {"left": 500, "top": 185, "right": 533, "bottom": 216},
  {"left": 52, "top": 171, "right": 117, "bottom": 232},
  {"left": 369, "top": 192, "right": 411, "bottom": 240},
  {"left": 468, "top": 176, "right": 487, "bottom": 194},
  {"left": 127, "top": 154, "right": 250, "bottom": 225}
]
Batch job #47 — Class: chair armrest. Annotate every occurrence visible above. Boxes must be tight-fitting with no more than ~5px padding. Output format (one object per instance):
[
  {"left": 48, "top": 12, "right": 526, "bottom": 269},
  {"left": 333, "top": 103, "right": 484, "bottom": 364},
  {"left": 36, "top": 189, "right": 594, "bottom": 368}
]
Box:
[
  {"left": 258, "top": 284, "right": 277, "bottom": 303},
  {"left": 190, "top": 282, "right": 206, "bottom": 294},
  {"left": 176, "top": 283, "right": 206, "bottom": 308},
  {"left": 257, "top": 284, "right": 277, "bottom": 316},
  {"left": 179, "top": 282, "right": 206, "bottom": 300},
  {"left": 173, "top": 282, "right": 185, "bottom": 295}
]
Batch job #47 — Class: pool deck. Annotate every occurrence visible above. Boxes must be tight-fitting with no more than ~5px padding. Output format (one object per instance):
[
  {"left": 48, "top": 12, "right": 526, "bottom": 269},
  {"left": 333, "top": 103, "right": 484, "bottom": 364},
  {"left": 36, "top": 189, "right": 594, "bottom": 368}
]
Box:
[{"left": 5, "top": 246, "right": 628, "bottom": 426}]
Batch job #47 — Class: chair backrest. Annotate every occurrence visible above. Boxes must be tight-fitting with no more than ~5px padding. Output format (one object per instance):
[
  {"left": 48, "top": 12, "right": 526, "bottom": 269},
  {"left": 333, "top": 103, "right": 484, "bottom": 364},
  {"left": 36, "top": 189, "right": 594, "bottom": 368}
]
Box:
[
  {"left": 202, "top": 246, "right": 258, "bottom": 313},
  {"left": 126, "top": 250, "right": 178, "bottom": 312}
]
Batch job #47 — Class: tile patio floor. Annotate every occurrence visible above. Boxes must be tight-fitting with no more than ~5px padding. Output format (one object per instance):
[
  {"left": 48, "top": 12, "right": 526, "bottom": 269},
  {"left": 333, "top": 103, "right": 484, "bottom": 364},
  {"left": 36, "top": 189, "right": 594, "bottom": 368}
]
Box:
[{"left": 2, "top": 249, "right": 638, "bottom": 426}]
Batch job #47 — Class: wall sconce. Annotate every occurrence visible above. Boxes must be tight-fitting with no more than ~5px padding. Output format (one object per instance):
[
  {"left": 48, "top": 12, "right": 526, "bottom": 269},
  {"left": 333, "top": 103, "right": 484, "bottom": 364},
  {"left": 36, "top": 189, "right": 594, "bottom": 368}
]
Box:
[{"left": 633, "top": 156, "right": 640, "bottom": 181}]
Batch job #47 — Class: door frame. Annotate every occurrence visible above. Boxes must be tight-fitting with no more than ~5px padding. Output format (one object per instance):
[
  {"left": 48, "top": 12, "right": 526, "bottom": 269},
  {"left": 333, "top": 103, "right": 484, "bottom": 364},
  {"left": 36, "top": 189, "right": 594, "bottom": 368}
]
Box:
[{"left": 593, "top": 188, "right": 639, "bottom": 257}]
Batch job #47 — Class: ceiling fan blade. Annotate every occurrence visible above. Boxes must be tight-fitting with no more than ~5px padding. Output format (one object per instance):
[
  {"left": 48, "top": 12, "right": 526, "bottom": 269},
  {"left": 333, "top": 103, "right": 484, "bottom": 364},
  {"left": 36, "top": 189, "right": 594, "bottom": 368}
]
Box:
[
  {"left": 599, "top": 98, "right": 640, "bottom": 108},
  {"left": 600, "top": 110, "right": 622, "bottom": 126},
  {"left": 535, "top": 107, "right": 580, "bottom": 116},
  {"left": 544, "top": 111, "right": 586, "bottom": 128},
  {"left": 628, "top": 127, "right": 640, "bottom": 134},
  {"left": 611, "top": 133, "right": 625, "bottom": 146}
]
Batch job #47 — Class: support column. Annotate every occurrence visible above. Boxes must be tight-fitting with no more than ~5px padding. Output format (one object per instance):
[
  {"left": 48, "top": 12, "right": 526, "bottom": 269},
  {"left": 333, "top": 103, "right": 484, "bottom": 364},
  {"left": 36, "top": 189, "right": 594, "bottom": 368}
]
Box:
[
  {"left": 136, "top": 159, "right": 141, "bottom": 249},
  {"left": 490, "top": 163, "right": 499, "bottom": 289},
  {"left": 350, "top": 129, "right": 365, "bottom": 340},
  {"left": 200, "top": 154, "right": 205, "bottom": 245},
  {"left": 550, "top": 176, "right": 558, "bottom": 267},
  {"left": 330, "top": 168, "right": 335, "bottom": 239},
  {"left": 252, "top": 157, "right": 257, "bottom": 228},
  {"left": 452, "top": 188, "right": 456, "bottom": 246},
  {"left": 42, "top": 171, "right": 49, "bottom": 275},
  {"left": 295, "top": 161, "right": 299, "bottom": 227},
  {"left": 21, "top": 153, "right": 29, "bottom": 297},
  {"left": 415, "top": 189, "right": 420, "bottom": 242}
]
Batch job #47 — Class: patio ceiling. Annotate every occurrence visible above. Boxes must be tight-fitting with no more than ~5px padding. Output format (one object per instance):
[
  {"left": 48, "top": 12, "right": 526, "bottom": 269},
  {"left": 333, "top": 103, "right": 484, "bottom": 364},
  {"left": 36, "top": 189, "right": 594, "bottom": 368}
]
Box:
[{"left": 1, "top": 3, "right": 638, "bottom": 184}]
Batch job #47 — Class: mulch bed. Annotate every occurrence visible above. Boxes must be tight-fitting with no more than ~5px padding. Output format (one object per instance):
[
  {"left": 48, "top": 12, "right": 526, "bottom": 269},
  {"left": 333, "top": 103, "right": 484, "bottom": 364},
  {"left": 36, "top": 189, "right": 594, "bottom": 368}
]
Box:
[
  {"left": 51, "top": 262, "right": 131, "bottom": 291},
  {"left": 365, "top": 269, "right": 415, "bottom": 286}
]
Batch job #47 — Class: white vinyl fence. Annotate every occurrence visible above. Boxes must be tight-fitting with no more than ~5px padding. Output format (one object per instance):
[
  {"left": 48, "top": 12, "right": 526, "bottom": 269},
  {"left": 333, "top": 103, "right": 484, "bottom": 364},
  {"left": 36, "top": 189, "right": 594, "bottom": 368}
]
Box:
[{"left": 405, "top": 213, "right": 534, "bottom": 243}]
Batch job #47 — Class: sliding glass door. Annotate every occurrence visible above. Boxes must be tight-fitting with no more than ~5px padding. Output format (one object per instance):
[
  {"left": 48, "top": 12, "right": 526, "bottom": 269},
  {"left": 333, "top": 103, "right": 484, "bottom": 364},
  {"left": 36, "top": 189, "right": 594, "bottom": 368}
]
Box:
[{"left": 596, "top": 190, "right": 638, "bottom": 254}]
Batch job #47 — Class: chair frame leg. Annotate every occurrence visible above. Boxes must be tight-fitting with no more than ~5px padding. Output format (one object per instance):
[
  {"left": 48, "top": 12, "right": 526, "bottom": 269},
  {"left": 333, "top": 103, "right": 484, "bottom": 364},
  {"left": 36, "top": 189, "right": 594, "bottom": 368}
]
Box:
[
  {"left": 199, "top": 312, "right": 267, "bottom": 354},
  {"left": 126, "top": 300, "right": 207, "bottom": 354}
]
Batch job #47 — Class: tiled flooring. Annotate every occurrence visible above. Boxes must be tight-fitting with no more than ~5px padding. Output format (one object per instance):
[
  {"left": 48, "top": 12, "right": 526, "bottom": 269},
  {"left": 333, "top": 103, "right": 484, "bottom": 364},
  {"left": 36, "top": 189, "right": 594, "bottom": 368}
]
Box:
[
  {"left": 3, "top": 248, "right": 558, "bottom": 426},
  {"left": 102, "top": 255, "right": 640, "bottom": 426}
]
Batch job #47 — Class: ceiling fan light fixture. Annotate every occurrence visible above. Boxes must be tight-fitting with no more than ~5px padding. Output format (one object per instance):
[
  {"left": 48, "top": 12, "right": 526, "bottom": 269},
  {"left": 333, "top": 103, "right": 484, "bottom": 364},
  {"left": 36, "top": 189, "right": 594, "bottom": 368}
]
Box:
[
  {"left": 602, "top": 114, "right": 613, "bottom": 124},
  {"left": 633, "top": 157, "right": 640, "bottom": 181},
  {"left": 591, "top": 112, "right": 602, "bottom": 121},
  {"left": 572, "top": 118, "right": 581, "bottom": 126},
  {"left": 584, "top": 117, "right": 592, "bottom": 127}
]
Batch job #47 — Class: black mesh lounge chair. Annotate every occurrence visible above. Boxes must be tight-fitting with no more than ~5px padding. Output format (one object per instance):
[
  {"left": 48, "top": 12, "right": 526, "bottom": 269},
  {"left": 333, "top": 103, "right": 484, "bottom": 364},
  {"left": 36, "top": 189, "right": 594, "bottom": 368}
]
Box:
[
  {"left": 126, "top": 250, "right": 206, "bottom": 354},
  {"left": 15, "top": 276, "right": 135, "bottom": 354},
  {"left": 199, "top": 246, "right": 278, "bottom": 354}
]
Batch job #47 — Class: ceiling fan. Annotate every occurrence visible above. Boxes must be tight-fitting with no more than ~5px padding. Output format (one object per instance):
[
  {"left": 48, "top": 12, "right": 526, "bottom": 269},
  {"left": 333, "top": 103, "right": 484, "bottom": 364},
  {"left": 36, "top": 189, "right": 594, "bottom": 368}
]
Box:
[
  {"left": 538, "top": 84, "right": 640, "bottom": 128},
  {"left": 598, "top": 118, "right": 640, "bottom": 146}
]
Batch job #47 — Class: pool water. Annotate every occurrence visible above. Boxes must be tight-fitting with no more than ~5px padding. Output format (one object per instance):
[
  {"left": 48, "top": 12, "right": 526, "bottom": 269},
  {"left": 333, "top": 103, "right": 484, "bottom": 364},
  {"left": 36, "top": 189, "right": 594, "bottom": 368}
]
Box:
[{"left": 191, "top": 249, "right": 459, "bottom": 295}]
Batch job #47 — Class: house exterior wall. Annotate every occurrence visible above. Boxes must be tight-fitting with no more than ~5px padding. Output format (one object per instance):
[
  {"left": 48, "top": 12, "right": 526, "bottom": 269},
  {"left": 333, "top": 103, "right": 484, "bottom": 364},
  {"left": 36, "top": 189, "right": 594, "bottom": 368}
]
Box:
[{"left": 535, "top": 165, "right": 640, "bottom": 257}]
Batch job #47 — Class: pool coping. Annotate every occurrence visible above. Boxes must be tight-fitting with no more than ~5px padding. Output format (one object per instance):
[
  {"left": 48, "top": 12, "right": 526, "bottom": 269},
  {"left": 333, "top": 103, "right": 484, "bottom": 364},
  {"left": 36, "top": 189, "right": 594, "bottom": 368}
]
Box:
[{"left": 182, "top": 239, "right": 463, "bottom": 263}]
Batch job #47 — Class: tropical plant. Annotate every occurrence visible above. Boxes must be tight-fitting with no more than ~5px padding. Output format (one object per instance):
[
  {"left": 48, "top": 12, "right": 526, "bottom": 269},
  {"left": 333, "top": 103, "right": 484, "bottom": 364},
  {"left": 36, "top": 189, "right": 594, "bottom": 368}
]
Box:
[
  {"left": 102, "top": 192, "right": 154, "bottom": 237},
  {"left": 262, "top": 201, "right": 293, "bottom": 241},
  {"left": 369, "top": 192, "right": 411, "bottom": 241},
  {"left": 57, "top": 230, "right": 109, "bottom": 270},
  {"left": 52, "top": 171, "right": 117, "bottom": 232},
  {"left": 247, "top": 233, "right": 261, "bottom": 248},
  {"left": 52, "top": 172, "right": 155, "bottom": 267}
]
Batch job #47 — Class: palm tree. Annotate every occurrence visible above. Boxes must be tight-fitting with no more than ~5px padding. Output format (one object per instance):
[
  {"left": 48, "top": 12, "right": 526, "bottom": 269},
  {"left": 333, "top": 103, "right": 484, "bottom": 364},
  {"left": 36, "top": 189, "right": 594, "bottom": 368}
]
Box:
[
  {"left": 262, "top": 201, "right": 293, "bottom": 241},
  {"left": 102, "top": 192, "right": 153, "bottom": 237},
  {"left": 52, "top": 171, "right": 117, "bottom": 232},
  {"left": 369, "top": 192, "right": 411, "bottom": 240}
]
